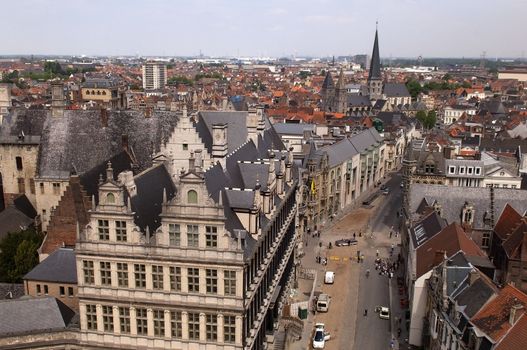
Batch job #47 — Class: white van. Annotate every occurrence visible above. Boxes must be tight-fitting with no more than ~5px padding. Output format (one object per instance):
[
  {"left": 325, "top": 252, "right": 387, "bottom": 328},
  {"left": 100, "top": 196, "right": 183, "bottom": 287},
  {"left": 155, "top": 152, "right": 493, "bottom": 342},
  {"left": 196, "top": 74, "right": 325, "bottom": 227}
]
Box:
[
  {"left": 324, "top": 271, "right": 335, "bottom": 284},
  {"left": 316, "top": 293, "right": 331, "bottom": 312}
]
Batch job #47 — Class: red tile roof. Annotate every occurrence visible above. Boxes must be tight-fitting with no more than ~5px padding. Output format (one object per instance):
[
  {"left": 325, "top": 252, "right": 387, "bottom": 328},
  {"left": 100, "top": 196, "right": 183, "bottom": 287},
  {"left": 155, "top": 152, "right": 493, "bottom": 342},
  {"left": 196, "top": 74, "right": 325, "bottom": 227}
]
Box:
[
  {"left": 495, "top": 313, "right": 527, "bottom": 350},
  {"left": 494, "top": 204, "right": 523, "bottom": 240}
]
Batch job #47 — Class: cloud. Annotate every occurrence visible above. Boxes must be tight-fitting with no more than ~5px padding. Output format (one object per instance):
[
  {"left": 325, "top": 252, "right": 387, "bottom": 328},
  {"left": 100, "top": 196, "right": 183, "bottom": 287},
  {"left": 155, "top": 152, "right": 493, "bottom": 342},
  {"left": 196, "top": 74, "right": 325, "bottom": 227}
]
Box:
[{"left": 268, "top": 7, "right": 288, "bottom": 15}]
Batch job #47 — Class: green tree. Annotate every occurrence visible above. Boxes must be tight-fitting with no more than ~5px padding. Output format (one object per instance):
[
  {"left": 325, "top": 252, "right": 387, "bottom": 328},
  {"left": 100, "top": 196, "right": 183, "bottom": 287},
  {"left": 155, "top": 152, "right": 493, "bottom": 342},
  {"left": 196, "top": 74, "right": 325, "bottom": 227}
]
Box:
[
  {"left": 426, "top": 110, "right": 437, "bottom": 129},
  {"left": 0, "top": 228, "right": 42, "bottom": 283},
  {"left": 406, "top": 80, "right": 422, "bottom": 99},
  {"left": 415, "top": 110, "right": 427, "bottom": 124}
]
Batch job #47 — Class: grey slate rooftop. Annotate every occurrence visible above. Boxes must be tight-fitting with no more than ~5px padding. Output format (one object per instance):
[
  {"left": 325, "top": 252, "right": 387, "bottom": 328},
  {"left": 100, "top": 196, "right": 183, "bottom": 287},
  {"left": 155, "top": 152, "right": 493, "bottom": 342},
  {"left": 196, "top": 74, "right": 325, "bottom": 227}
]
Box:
[{"left": 23, "top": 248, "right": 77, "bottom": 284}]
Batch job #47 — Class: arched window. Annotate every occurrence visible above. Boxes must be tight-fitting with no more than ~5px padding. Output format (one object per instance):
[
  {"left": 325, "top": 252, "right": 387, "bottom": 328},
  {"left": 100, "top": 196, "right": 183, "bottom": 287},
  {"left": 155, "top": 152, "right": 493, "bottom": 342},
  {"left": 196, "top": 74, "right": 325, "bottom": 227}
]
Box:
[
  {"left": 187, "top": 190, "right": 198, "bottom": 204},
  {"left": 97, "top": 90, "right": 101, "bottom": 95},
  {"left": 86, "top": 90, "right": 90, "bottom": 95},
  {"left": 102, "top": 90, "right": 107, "bottom": 95},
  {"left": 106, "top": 193, "right": 115, "bottom": 204}
]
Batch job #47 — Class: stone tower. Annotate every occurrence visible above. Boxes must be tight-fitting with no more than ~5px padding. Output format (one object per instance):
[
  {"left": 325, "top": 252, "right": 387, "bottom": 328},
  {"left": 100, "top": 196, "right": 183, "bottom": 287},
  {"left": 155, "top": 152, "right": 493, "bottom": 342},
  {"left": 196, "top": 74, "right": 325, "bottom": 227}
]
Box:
[
  {"left": 334, "top": 68, "right": 347, "bottom": 113},
  {"left": 320, "top": 71, "right": 335, "bottom": 112},
  {"left": 367, "top": 27, "right": 383, "bottom": 101}
]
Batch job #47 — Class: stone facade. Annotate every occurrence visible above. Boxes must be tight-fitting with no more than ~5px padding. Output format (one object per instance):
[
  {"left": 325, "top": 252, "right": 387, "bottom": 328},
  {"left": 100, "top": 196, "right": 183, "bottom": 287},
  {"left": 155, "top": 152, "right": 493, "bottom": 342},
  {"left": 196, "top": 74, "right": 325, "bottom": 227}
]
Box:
[{"left": 25, "top": 280, "right": 78, "bottom": 312}]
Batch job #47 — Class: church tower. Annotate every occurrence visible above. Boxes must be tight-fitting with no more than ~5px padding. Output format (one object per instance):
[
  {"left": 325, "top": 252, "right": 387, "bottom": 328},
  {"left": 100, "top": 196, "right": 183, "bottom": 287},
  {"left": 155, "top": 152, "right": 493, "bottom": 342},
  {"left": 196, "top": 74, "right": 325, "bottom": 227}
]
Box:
[
  {"left": 334, "top": 68, "right": 347, "bottom": 113},
  {"left": 320, "top": 71, "right": 335, "bottom": 112},
  {"left": 367, "top": 27, "right": 383, "bottom": 100}
]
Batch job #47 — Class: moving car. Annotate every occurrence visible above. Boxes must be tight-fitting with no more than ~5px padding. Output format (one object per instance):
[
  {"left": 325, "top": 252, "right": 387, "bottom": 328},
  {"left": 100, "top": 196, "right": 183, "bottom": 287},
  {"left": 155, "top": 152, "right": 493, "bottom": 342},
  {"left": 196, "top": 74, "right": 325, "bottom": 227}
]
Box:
[
  {"left": 379, "top": 306, "right": 390, "bottom": 320},
  {"left": 335, "top": 238, "right": 358, "bottom": 246},
  {"left": 312, "top": 323, "right": 331, "bottom": 349},
  {"left": 382, "top": 187, "right": 390, "bottom": 195},
  {"left": 324, "top": 271, "right": 335, "bottom": 284},
  {"left": 316, "top": 293, "right": 331, "bottom": 312}
]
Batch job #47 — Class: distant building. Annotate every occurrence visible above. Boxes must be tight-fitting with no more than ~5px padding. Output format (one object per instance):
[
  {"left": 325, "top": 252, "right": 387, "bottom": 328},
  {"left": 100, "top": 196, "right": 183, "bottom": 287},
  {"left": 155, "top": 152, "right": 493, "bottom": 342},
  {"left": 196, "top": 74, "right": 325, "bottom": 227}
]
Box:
[
  {"left": 142, "top": 62, "right": 167, "bottom": 90},
  {"left": 81, "top": 78, "right": 127, "bottom": 110}
]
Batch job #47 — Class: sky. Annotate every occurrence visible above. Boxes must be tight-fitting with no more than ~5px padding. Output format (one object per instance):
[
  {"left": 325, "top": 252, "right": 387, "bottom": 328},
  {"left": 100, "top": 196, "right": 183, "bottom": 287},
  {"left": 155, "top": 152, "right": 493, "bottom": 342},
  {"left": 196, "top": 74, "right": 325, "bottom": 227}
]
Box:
[{"left": 2, "top": 0, "right": 526, "bottom": 58}]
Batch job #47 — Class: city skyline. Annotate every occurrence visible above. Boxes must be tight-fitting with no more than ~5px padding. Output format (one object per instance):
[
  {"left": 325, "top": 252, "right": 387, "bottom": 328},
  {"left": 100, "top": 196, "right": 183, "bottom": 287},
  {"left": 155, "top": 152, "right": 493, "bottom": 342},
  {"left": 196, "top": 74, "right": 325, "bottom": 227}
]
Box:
[{"left": 3, "top": 0, "right": 526, "bottom": 58}]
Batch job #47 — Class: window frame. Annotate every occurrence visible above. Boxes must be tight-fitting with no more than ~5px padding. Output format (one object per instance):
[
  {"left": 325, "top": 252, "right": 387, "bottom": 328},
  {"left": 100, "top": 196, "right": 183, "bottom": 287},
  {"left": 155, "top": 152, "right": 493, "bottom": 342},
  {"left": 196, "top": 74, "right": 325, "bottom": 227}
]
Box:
[
  {"left": 102, "top": 305, "right": 114, "bottom": 332},
  {"left": 98, "top": 219, "right": 110, "bottom": 241},
  {"left": 116, "top": 262, "right": 128, "bottom": 287},
  {"left": 188, "top": 268, "right": 200, "bottom": 293},
  {"left": 224, "top": 270, "right": 237, "bottom": 296},
  {"left": 100, "top": 261, "right": 112, "bottom": 286},
  {"left": 224, "top": 315, "right": 236, "bottom": 343},
  {"left": 206, "top": 314, "right": 218, "bottom": 341},
  {"left": 134, "top": 264, "right": 146, "bottom": 289},
  {"left": 153, "top": 309, "right": 165, "bottom": 336},
  {"left": 170, "top": 266, "right": 181, "bottom": 292},
  {"left": 206, "top": 269, "right": 218, "bottom": 294},
  {"left": 119, "top": 307, "right": 131, "bottom": 334},
  {"left": 86, "top": 304, "right": 98, "bottom": 330},
  {"left": 136, "top": 307, "right": 148, "bottom": 336},
  {"left": 169, "top": 223, "right": 181, "bottom": 246},
  {"left": 115, "top": 220, "right": 127, "bottom": 242},
  {"left": 188, "top": 312, "right": 200, "bottom": 340},
  {"left": 205, "top": 225, "right": 218, "bottom": 248},
  {"left": 83, "top": 260, "right": 95, "bottom": 284},
  {"left": 187, "top": 224, "right": 199, "bottom": 247},
  {"left": 171, "top": 311, "right": 183, "bottom": 338},
  {"left": 152, "top": 265, "right": 164, "bottom": 290}
]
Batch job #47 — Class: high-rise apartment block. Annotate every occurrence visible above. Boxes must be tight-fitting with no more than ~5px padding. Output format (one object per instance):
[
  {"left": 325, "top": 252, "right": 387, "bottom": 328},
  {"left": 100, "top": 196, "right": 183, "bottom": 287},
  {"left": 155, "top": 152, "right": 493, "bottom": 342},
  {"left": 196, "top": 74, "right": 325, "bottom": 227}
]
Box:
[{"left": 142, "top": 62, "right": 167, "bottom": 90}]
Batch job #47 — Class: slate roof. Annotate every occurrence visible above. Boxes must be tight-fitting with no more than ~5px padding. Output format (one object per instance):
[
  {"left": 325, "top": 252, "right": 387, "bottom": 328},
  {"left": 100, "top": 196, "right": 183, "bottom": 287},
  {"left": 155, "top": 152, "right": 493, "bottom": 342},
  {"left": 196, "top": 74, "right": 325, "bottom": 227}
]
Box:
[
  {"left": 0, "top": 108, "right": 47, "bottom": 144},
  {"left": 480, "top": 138, "right": 527, "bottom": 153},
  {"left": 349, "top": 127, "right": 383, "bottom": 153},
  {"left": 409, "top": 210, "right": 448, "bottom": 248},
  {"left": 0, "top": 297, "right": 75, "bottom": 336},
  {"left": 0, "top": 283, "right": 25, "bottom": 300},
  {"left": 368, "top": 29, "right": 381, "bottom": 80},
  {"left": 0, "top": 206, "right": 34, "bottom": 240},
  {"left": 321, "top": 71, "right": 334, "bottom": 90},
  {"left": 24, "top": 248, "right": 77, "bottom": 284},
  {"left": 347, "top": 95, "right": 371, "bottom": 107},
  {"left": 196, "top": 111, "right": 250, "bottom": 154},
  {"left": 455, "top": 274, "right": 498, "bottom": 319},
  {"left": 409, "top": 184, "right": 527, "bottom": 230},
  {"left": 225, "top": 189, "right": 255, "bottom": 210},
  {"left": 318, "top": 138, "right": 359, "bottom": 168},
  {"left": 37, "top": 109, "right": 179, "bottom": 179},
  {"left": 383, "top": 83, "right": 410, "bottom": 97},
  {"left": 273, "top": 122, "right": 315, "bottom": 136}
]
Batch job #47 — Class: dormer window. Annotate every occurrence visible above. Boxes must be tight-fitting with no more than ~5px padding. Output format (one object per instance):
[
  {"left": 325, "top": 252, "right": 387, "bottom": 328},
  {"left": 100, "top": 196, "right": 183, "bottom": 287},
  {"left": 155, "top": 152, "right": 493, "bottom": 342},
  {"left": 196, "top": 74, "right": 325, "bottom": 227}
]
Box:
[
  {"left": 475, "top": 167, "right": 481, "bottom": 175},
  {"left": 106, "top": 193, "right": 115, "bottom": 204},
  {"left": 459, "top": 167, "right": 465, "bottom": 175},
  {"left": 449, "top": 166, "right": 456, "bottom": 174},
  {"left": 187, "top": 190, "right": 198, "bottom": 204},
  {"left": 425, "top": 163, "right": 435, "bottom": 174}
]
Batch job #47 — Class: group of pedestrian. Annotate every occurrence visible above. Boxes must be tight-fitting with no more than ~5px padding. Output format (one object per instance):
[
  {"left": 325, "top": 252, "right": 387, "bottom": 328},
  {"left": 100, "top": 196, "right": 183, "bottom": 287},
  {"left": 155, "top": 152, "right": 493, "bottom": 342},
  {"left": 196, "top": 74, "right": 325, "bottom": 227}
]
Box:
[
  {"left": 316, "top": 256, "right": 327, "bottom": 265},
  {"left": 374, "top": 257, "right": 399, "bottom": 279}
]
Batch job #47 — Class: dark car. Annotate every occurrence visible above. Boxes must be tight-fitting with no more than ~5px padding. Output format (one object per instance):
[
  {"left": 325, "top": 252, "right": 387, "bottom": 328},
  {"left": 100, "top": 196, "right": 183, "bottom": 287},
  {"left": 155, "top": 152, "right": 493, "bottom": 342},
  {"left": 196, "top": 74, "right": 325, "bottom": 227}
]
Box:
[
  {"left": 335, "top": 238, "right": 358, "bottom": 247},
  {"left": 382, "top": 187, "right": 390, "bottom": 195}
]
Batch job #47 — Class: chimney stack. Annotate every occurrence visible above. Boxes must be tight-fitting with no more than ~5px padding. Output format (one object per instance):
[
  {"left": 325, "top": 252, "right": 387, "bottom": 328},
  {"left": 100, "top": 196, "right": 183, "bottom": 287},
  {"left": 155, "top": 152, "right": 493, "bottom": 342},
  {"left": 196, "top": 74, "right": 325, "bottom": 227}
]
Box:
[
  {"left": 100, "top": 108, "right": 108, "bottom": 127},
  {"left": 51, "top": 81, "right": 65, "bottom": 117},
  {"left": 469, "top": 269, "right": 480, "bottom": 285},
  {"left": 212, "top": 123, "right": 228, "bottom": 167},
  {"left": 189, "top": 151, "right": 195, "bottom": 172},
  {"left": 509, "top": 304, "right": 524, "bottom": 326}
]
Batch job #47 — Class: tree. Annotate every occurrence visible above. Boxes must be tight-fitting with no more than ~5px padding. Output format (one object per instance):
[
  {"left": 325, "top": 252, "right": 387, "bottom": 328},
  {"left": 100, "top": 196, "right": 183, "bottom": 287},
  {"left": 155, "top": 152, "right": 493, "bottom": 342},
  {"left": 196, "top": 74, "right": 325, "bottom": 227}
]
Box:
[
  {"left": 415, "top": 110, "right": 437, "bottom": 130},
  {"left": 406, "top": 80, "right": 422, "bottom": 99},
  {"left": 415, "top": 110, "right": 427, "bottom": 124},
  {"left": 0, "top": 228, "right": 42, "bottom": 283}
]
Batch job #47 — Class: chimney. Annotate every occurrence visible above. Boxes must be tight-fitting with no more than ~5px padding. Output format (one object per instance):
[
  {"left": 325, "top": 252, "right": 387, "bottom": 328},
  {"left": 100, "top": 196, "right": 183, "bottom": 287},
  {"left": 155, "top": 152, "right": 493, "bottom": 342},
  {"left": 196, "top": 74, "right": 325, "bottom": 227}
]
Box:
[
  {"left": 194, "top": 149, "right": 203, "bottom": 171},
  {"left": 469, "top": 269, "right": 480, "bottom": 285},
  {"left": 247, "top": 109, "right": 259, "bottom": 145},
  {"left": 212, "top": 123, "right": 228, "bottom": 166},
  {"left": 51, "top": 81, "right": 65, "bottom": 117},
  {"left": 121, "top": 134, "right": 129, "bottom": 151},
  {"left": 188, "top": 151, "right": 195, "bottom": 172},
  {"left": 509, "top": 304, "right": 524, "bottom": 325},
  {"left": 222, "top": 96, "right": 228, "bottom": 110},
  {"left": 443, "top": 145, "right": 453, "bottom": 160},
  {"left": 100, "top": 108, "right": 108, "bottom": 127}
]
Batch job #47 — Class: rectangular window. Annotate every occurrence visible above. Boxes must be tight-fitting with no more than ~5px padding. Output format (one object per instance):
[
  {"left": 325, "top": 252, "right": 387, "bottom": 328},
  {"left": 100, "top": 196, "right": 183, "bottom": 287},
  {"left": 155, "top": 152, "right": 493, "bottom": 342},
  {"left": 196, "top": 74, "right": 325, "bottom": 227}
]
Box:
[
  {"left": 39, "top": 182, "right": 45, "bottom": 194},
  {"left": 467, "top": 167, "right": 473, "bottom": 175},
  {"left": 224, "top": 270, "right": 237, "bottom": 296},
  {"left": 152, "top": 265, "right": 164, "bottom": 290},
  {"left": 169, "top": 224, "right": 180, "bottom": 246},
  {"left": 100, "top": 261, "right": 111, "bottom": 285},
  {"left": 16, "top": 156, "right": 23, "bottom": 170},
  {"left": 459, "top": 167, "right": 465, "bottom": 174},
  {"left": 206, "top": 314, "right": 217, "bottom": 341},
  {"left": 170, "top": 266, "right": 181, "bottom": 291},
  {"left": 134, "top": 264, "right": 146, "bottom": 288},
  {"left": 119, "top": 307, "right": 131, "bottom": 334},
  {"left": 205, "top": 226, "right": 218, "bottom": 248},
  {"left": 224, "top": 315, "right": 236, "bottom": 343},
  {"left": 86, "top": 304, "right": 98, "bottom": 330},
  {"left": 17, "top": 178, "right": 25, "bottom": 193},
  {"left": 102, "top": 305, "right": 114, "bottom": 332},
  {"left": 60, "top": 286, "right": 65, "bottom": 296},
  {"left": 117, "top": 263, "right": 128, "bottom": 287},
  {"left": 512, "top": 185, "right": 517, "bottom": 189},
  {"left": 188, "top": 268, "right": 200, "bottom": 293},
  {"left": 52, "top": 182, "right": 60, "bottom": 195},
  {"left": 36, "top": 284, "right": 41, "bottom": 295},
  {"left": 98, "top": 219, "right": 109, "bottom": 241},
  {"left": 182, "top": 143, "right": 188, "bottom": 150},
  {"left": 475, "top": 167, "right": 481, "bottom": 175},
  {"left": 188, "top": 312, "right": 200, "bottom": 340},
  {"left": 171, "top": 311, "right": 182, "bottom": 338},
  {"left": 187, "top": 225, "right": 199, "bottom": 247},
  {"left": 29, "top": 179, "right": 35, "bottom": 194},
  {"left": 206, "top": 269, "right": 218, "bottom": 294},
  {"left": 83, "top": 260, "right": 95, "bottom": 284},
  {"left": 153, "top": 309, "right": 165, "bottom": 336},
  {"left": 68, "top": 287, "right": 74, "bottom": 297},
  {"left": 449, "top": 166, "right": 456, "bottom": 174},
  {"left": 136, "top": 308, "right": 148, "bottom": 335},
  {"left": 44, "top": 285, "right": 48, "bottom": 294},
  {"left": 116, "top": 221, "right": 127, "bottom": 242}
]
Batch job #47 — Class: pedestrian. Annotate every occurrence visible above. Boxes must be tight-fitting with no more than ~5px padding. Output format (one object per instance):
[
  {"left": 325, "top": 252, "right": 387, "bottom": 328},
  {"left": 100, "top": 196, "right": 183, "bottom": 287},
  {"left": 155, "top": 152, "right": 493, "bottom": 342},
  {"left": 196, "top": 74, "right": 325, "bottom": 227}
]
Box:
[
  {"left": 376, "top": 249, "right": 379, "bottom": 257},
  {"left": 364, "top": 309, "right": 368, "bottom": 316},
  {"left": 389, "top": 231, "right": 393, "bottom": 239},
  {"left": 397, "top": 328, "right": 401, "bottom": 337},
  {"left": 353, "top": 232, "right": 356, "bottom": 240},
  {"left": 359, "top": 230, "right": 362, "bottom": 237}
]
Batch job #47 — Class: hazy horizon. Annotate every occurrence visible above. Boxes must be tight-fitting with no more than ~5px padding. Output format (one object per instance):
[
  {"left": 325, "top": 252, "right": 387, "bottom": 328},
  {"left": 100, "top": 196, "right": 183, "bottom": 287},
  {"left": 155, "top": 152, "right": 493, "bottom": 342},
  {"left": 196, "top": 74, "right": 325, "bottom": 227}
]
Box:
[{"left": 3, "top": 0, "right": 526, "bottom": 59}]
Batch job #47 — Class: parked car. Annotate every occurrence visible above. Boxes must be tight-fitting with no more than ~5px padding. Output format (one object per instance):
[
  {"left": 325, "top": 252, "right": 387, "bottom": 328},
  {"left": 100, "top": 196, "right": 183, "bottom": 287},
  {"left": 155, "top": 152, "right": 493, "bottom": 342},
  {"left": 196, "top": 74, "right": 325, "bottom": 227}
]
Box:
[
  {"left": 316, "top": 293, "right": 331, "bottom": 312},
  {"left": 335, "top": 238, "right": 358, "bottom": 246},
  {"left": 382, "top": 187, "right": 390, "bottom": 195},
  {"left": 312, "top": 323, "right": 331, "bottom": 349},
  {"left": 379, "top": 306, "right": 390, "bottom": 320},
  {"left": 380, "top": 184, "right": 387, "bottom": 191},
  {"left": 324, "top": 271, "right": 335, "bottom": 284}
]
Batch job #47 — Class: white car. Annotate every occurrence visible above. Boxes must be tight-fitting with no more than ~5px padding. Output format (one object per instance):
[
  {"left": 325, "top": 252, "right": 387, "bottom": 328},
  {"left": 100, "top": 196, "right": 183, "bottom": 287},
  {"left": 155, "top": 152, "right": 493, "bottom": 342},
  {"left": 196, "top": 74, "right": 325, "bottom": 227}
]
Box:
[
  {"left": 324, "top": 271, "right": 335, "bottom": 284},
  {"left": 379, "top": 307, "right": 390, "bottom": 320},
  {"left": 312, "top": 323, "right": 331, "bottom": 349}
]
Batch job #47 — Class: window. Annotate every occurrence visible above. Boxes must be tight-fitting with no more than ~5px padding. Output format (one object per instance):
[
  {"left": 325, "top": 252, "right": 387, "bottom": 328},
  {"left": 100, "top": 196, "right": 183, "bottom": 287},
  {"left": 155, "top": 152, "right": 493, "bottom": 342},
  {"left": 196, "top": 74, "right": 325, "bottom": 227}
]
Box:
[
  {"left": 15, "top": 156, "right": 23, "bottom": 170},
  {"left": 136, "top": 308, "right": 148, "bottom": 335},
  {"left": 60, "top": 286, "right": 65, "bottom": 296},
  {"left": 187, "top": 190, "right": 198, "bottom": 204},
  {"left": 83, "top": 260, "right": 95, "bottom": 284},
  {"left": 100, "top": 261, "right": 112, "bottom": 286},
  {"left": 206, "top": 269, "right": 218, "bottom": 294},
  {"left": 102, "top": 305, "right": 114, "bottom": 332},
  {"left": 512, "top": 185, "right": 517, "bottom": 189},
  {"left": 205, "top": 226, "right": 218, "bottom": 248},
  {"left": 98, "top": 220, "right": 110, "bottom": 241},
  {"left": 36, "top": 284, "right": 41, "bottom": 295},
  {"left": 188, "top": 312, "right": 200, "bottom": 340},
  {"left": 425, "top": 163, "right": 435, "bottom": 174},
  {"left": 86, "top": 304, "right": 98, "bottom": 330},
  {"left": 17, "top": 178, "right": 25, "bottom": 193},
  {"left": 39, "top": 182, "right": 45, "bottom": 194},
  {"left": 188, "top": 268, "right": 200, "bottom": 293},
  {"left": 224, "top": 315, "right": 236, "bottom": 343},
  {"left": 117, "top": 263, "right": 128, "bottom": 287},
  {"left": 169, "top": 224, "right": 180, "bottom": 246},
  {"left": 467, "top": 167, "right": 473, "bottom": 175},
  {"left": 459, "top": 167, "right": 465, "bottom": 174},
  {"left": 119, "top": 307, "right": 130, "bottom": 334},
  {"left": 170, "top": 266, "right": 181, "bottom": 291},
  {"left": 52, "top": 182, "right": 60, "bottom": 195},
  {"left": 475, "top": 167, "right": 481, "bottom": 175},
  {"left": 448, "top": 166, "right": 455, "bottom": 174},
  {"left": 44, "top": 285, "right": 48, "bottom": 294},
  {"left": 206, "top": 314, "right": 217, "bottom": 341},
  {"left": 187, "top": 225, "right": 199, "bottom": 247},
  {"left": 68, "top": 287, "right": 74, "bottom": 297},
  {"left": 106, "top": 193, "right": 115, "bottom": 204},
  {"left": 182, "top": 143, "right": 188, "bottom": 151},
  {"left": 153, "top": 309, "right": 165, "bottom": 336},
  {"left": 503, "top": 184, "right": 508, "bottom": 188},
  {"left": 29, "top": 179, "right": 35, "bottom": 194},
  {"left": 134, "top": 264, "right": 146, "bottom": 288},
  {"left": 116, "top": 221, "right": 127, "bottom": 242},
  {"left": 171, "top": 311, "right": 182, "bottom": 338},
  {"left": 152, "top": 265, "right": 164, "bottom": 290},
  {"left": 224, "top": 270, "right": 237, "bottom": 296}
]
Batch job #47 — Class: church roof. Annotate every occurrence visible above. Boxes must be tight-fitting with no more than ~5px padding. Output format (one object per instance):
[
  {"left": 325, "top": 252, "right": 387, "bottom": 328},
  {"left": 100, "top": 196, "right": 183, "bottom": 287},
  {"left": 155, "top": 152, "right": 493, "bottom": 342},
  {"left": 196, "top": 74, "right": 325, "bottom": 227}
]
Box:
[
  {"left": 321, "top": 71, "right": 334, "bottom": 90},
  {"left": 368, "top": 29, "right": 381, "bottom": 81}
]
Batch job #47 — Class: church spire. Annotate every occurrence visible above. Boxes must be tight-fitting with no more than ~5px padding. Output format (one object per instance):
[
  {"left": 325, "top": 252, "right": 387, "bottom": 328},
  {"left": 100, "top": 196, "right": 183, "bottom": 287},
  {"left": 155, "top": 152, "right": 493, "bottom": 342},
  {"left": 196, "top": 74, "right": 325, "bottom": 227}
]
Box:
[
  {"left": 321, "top": 70, "right": 334, "bottom": 90},
  {"left": 368, "top": 27, "right": 381, "bottom": 81},
  {"left": 336, "top": 68, "right": 346, "bottom": 90}
]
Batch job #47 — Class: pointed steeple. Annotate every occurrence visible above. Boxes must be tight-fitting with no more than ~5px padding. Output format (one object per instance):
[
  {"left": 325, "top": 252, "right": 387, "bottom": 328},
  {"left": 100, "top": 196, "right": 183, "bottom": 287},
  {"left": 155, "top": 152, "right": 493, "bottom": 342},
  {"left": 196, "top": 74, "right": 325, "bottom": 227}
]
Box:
[
  {"left": 368, "top": 27, "right": 381, "bottom": 81},
  {"left": 321, "top": 71, "right": 334, "bottom": 90},
  {"left": 336, "top": 69, "right": 346, "bottom": 90}
]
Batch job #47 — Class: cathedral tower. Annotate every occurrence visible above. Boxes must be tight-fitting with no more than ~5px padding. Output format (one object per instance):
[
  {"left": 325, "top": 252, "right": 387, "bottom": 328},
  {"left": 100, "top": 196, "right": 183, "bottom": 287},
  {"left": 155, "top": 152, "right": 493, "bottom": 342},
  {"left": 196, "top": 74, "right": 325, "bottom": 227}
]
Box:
[{"left": 367, "top": 27, "right": 383, "bottom": 100}]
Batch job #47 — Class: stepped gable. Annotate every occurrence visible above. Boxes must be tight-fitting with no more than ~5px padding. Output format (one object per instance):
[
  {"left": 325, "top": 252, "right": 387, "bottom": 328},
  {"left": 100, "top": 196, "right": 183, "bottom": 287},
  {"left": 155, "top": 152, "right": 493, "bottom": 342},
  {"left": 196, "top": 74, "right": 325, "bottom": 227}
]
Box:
[
  {"left": 41, "top": 175, "right": 91, "bottom": 255},
  {"left": 37, "top": 109, "right": 179, "bottom": 179}
]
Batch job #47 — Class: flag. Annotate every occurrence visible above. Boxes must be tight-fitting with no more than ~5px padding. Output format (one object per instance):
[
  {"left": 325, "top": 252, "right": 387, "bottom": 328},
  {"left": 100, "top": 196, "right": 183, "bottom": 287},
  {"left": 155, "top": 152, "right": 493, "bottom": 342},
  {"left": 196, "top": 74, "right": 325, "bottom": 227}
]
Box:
[{"left": 310, "top": 179, "right": 316, "bottom": 195}]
